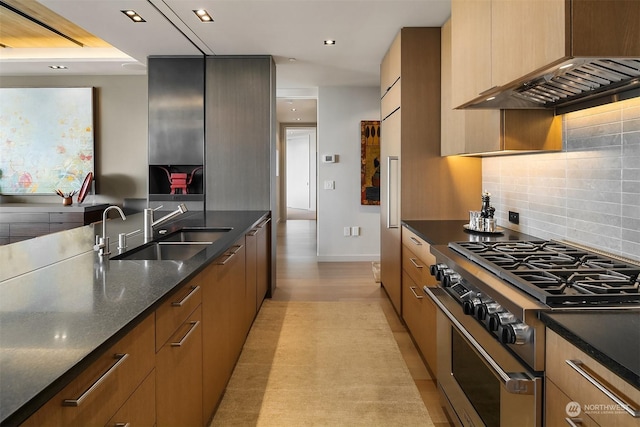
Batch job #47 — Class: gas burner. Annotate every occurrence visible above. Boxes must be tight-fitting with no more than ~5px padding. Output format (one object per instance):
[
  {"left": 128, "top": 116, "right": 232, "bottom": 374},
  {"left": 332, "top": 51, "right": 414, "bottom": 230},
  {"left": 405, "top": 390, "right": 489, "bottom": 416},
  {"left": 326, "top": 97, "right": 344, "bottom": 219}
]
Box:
[
  {"left": 490, "top": 241, "right": 545, "bottom": 253},
  {"left": 448, "top": 239, "right": 640, "bottom": 307}
]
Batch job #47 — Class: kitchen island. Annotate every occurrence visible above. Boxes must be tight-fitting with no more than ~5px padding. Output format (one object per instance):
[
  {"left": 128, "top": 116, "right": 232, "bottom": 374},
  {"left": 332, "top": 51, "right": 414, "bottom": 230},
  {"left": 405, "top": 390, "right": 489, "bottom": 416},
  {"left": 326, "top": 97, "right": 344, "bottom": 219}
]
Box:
[{"left": 0, "top": 209, "right": 269, "bottom": 426}]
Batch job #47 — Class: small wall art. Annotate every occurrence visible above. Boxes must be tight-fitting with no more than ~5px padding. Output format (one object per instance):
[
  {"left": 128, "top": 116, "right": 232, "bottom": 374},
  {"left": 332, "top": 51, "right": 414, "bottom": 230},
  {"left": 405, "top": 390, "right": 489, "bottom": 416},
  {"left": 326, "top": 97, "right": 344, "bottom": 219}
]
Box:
[{"left": 360, "top": 120, "right": 380, "bottom": 205}]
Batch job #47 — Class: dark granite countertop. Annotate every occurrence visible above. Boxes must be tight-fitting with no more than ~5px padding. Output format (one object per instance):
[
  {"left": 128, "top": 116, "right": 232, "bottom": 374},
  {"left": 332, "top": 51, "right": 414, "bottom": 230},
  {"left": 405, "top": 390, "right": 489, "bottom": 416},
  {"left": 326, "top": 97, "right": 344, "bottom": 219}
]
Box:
[
  {"left": 0, "top": 202, "right": 109, "bottom": 212},
  {"left": 540, "top": 310, "right": 640, "bottom": 389},
  {"left": 402, "top": 219, "right": 537, "bottom": 245},
  {"left": 0, "top": 210, "right": 268, "bottom": 426},
  {"left": 403, "top": 219, "right": 640, "bottom": 390}
]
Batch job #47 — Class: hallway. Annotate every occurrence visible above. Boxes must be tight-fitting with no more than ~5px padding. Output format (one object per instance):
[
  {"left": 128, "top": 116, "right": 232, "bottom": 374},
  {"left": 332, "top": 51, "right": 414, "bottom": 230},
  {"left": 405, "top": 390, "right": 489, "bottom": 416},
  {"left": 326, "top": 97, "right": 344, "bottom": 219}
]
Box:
[{"left": 270, "top": 219, "right": 451, "bottom": 425}]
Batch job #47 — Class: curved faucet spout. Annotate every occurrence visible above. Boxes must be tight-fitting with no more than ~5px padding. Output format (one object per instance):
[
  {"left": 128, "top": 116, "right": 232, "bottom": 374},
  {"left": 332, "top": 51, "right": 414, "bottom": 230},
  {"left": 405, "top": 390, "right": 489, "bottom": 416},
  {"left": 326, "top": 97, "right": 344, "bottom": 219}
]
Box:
[{"left": 95, "top": 205, "right": 127, "bottom": 257}]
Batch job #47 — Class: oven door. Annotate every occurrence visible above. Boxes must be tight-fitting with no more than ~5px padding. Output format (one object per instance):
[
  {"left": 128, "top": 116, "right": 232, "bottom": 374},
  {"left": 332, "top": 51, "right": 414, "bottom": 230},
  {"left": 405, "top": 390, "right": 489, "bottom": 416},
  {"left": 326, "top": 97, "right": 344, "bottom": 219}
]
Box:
[{"left": 425, "top": 287, "right": 542, "bottom": 427}]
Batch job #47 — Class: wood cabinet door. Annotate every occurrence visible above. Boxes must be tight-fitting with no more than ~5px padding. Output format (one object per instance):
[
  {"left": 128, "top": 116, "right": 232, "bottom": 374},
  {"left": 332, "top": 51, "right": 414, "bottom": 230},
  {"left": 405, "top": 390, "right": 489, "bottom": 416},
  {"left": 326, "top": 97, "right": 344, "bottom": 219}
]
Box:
[
  {"left": 380, "top": 32, "right": 401, "bottom": 98},
  {"left": 256, "top": 218, "right": 270, "bottom": 310},
  {"left": 451, "top": 0, "right": 492, "bottom": 107},
  {"left": 491, "top": 0, "right": 567, "bottom": 89},
  {"left": 106, "top": 371, "right": 156, "bottom": 427},
  {"left": 156, "top": 306, "right": 203, "bottom": 427}
]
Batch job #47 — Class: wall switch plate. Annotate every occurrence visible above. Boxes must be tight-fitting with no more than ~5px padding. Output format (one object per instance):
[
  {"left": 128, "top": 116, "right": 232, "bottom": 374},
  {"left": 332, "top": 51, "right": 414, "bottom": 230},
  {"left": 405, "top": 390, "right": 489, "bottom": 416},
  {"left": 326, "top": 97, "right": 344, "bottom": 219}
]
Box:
[
  {"left": 324, "top": 180, "right": 335, "bottom": 190},
  {"left": 351, "top": 226, "right": 360, "bottom": 236},
  {"left": 509, "top": 211, "right": 520, "bottom": 224},
  {"left": 343, "top": 227, "right": 351, "bottom": 236}
]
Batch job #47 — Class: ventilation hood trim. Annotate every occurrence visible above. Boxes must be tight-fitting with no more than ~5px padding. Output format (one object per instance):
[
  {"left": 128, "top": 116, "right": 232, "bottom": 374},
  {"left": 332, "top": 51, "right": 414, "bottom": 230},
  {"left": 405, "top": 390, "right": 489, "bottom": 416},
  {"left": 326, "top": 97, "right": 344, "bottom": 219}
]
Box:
[{"left": 459, "top": 57, "right": 640, "bottom": 114}]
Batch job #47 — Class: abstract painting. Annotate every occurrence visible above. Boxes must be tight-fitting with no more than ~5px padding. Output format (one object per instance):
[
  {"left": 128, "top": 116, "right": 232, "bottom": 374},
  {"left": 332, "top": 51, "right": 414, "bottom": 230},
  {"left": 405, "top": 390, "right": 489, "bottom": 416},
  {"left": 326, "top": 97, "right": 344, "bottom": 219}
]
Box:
[{"left": 360, "top": 120, "right": 380, "bottom": 205}]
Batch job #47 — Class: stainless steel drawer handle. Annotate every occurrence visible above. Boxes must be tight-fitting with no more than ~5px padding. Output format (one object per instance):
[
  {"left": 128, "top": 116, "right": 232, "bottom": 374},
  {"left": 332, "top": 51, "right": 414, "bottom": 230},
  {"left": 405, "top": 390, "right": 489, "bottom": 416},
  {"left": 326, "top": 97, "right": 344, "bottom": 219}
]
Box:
[
  {"left": 247, "top": 229, "right": 258, "bottom": 236},
  {"left": 63, "top": 353, "right": 129, "bottom": 407},
  {"left": 564, "top": 418, "right": 582, "bottom": 427},
  {"left": 171, "top": 320, "right": 200, "bottom": 347},
  {"left": 409, "top": 258, "right": 424, "bottom": 269},
  {"left": 171, "top": 285, "right": 200, "bottom": 307},
  {"left": 566, "top": 359, "right": 640, "bottom": 418},
  {"left": 409, "top": 286, "right": 424, "bottom": 299},
  {"left": 409, "top": 236, "right": 422, "bottom": 246},
  {"left": 114, "top": 423, "right": 131, "bottom": 427},
  {"left": 216, "top": 245, "right": 243, "bottom": 264}
]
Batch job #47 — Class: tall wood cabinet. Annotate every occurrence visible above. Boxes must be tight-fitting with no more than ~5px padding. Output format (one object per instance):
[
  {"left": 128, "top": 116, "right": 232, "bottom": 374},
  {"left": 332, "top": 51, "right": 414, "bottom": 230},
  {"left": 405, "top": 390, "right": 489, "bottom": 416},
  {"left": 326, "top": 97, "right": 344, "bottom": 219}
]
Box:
[
  {"left": 379, "top": 27, "right": 481, "bottom": 315},
  {"left": 452, "top": 0, "right": 640, "bottom": 108},
  {"left": 441, "top": 19, "right": 562, "bottom": 156}
]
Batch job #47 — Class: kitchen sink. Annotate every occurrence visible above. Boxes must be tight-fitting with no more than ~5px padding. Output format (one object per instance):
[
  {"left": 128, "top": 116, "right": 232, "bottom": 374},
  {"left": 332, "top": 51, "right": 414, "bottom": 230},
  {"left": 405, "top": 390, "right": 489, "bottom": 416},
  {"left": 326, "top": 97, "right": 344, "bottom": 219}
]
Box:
[
  {"left": 159, "top": 227, "right": 233, "bottom": 244},
  {"left": 112, "top": 242, "right": 209, "bottom": 261}
]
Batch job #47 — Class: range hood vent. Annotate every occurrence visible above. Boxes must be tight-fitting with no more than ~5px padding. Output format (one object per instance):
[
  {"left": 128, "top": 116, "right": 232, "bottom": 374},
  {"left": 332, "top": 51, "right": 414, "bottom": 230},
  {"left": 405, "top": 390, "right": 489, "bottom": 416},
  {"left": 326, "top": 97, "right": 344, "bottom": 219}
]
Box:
[{"left": 462, "top": 58, "right": 640, "bottom": 114}]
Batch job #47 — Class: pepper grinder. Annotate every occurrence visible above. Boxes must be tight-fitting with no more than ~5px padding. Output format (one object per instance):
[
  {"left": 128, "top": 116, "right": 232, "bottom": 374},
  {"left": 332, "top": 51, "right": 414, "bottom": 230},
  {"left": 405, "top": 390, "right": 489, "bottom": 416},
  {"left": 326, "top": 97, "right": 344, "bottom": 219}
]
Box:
[{"left": 480, "top": 191, "right": 493, "bottom": 218}]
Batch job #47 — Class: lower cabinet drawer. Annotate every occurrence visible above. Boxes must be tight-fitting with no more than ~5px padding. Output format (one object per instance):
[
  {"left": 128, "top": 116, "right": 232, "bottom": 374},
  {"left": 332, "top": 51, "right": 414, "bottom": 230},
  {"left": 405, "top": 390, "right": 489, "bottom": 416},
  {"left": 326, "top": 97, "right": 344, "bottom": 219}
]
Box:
[
  {"left": 22, "top": 314, "right": 155, "bottom": 427},
  {"left": 546, "top": 329, "right": 640, "bottom": 427},
  {"left": 545, "top": 379, "right": 600, "bottom": 427},
  {"left": 402, "top": 246, "right": 430, "bottom": 286},
  {"left": 50, "top": 222, "right": 83, "bottom": 233},
  {"left": 401, "top": 226, "right": 434, "bottom": 268},
  {"left": 10, "top": 222, "right": 49, "bottom": 237},
  {"left": 106, "top": 370, "right": 156, "bottom": 427},
  {"left": 156, "top": 281, "right": 202, "bottom": 351}
]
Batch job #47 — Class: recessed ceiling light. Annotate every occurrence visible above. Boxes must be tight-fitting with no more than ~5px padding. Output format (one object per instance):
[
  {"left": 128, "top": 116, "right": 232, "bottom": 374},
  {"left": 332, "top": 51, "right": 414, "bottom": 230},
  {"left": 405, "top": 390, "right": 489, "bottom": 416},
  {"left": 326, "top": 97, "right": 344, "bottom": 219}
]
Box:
[
  {"left": 324, "top": 39, "right": 336, "bottom": 46},
  {"left": 291, "top": 108, "right": 297, "bottom": 112},
  {"left": 194, "top": 10, "right": 213, "bottom": 22},
  {"left": 288, "top": 58, "right": 297, "bottom": 62},
  {"left": 296, "top": 118, "right": 301, "bottom": 121},
  {"left": 49, "top": 65, "right": 67, "bottom": 70},
  {"left": 121, "top": 10, "right": 146, "bottom": 22}
]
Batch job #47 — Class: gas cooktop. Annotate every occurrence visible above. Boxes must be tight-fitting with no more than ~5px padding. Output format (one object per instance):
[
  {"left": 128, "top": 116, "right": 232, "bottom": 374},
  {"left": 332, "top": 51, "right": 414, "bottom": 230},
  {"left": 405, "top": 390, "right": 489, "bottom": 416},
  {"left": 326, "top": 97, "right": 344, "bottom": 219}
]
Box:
[{"left": 449, "top": 240, "right": 640, "bottom": 307}]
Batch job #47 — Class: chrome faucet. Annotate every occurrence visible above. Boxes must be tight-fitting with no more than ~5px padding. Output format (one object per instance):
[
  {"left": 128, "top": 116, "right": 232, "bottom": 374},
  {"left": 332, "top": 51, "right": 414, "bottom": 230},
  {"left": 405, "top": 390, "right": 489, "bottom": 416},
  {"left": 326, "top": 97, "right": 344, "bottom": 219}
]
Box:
[
  {"left": 144, "top": 203, "right": 188, "bottom": 242},
  {"left": 94, "top": 205, "right": 127, "bottom": 257}
]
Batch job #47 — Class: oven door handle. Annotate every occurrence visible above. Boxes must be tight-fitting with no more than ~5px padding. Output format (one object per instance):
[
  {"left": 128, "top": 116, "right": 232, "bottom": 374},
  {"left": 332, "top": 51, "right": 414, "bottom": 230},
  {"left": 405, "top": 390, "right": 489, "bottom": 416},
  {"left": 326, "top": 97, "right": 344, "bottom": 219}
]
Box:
[{"left": 424, "top": 286, "right": 537, "bottom": 395}]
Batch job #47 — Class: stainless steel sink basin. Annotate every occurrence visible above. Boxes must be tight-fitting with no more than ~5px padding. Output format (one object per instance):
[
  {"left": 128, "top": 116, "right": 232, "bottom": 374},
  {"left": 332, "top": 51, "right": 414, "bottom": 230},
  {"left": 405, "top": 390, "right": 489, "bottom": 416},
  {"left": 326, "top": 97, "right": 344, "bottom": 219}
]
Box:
[
  {"left": 112, "top": 242, "right": 209, "bottom": 261},
  {"left": 159, "top": 227, "right": 233, "bottom": 244}
]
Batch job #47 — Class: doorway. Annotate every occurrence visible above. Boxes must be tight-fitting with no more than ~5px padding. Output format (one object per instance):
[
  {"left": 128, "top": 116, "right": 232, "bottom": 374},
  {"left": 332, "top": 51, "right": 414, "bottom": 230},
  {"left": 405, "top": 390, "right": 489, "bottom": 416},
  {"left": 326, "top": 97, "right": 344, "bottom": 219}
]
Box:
[{"left": 285, "top": 126, "right": 317, "bottom": 220}]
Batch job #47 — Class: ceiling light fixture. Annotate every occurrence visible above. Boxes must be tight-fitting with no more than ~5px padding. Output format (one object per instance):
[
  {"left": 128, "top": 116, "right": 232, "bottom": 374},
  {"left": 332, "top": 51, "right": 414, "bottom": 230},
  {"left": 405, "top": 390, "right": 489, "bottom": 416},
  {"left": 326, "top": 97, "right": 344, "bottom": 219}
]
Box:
[
  {"left": 194, "top": 10, "right": 213, "bottom": 22},
  {"left": 291, "top": 108, "right": 297, "bottom": 112},
  {"left": 121, "top": 10, "right": 146, "bottom": 22},
  {"left": 324, "top": 39, "right": 336, "bottom": 46},
  {"left": 49, "top": 65, "right": 67, "bottom": 70}
]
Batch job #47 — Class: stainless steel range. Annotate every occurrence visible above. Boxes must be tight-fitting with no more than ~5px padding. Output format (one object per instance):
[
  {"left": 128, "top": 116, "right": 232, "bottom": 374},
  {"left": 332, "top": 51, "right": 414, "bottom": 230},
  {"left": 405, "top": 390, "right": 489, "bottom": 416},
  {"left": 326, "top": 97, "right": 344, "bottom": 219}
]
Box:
[{"left": 424, "top": 239, "right": 640, "bottom": 427}]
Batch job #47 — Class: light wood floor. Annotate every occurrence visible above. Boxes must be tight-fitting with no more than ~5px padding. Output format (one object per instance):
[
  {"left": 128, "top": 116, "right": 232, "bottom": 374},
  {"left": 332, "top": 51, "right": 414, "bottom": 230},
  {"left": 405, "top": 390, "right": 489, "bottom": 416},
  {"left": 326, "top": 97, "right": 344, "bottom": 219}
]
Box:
[{"left": 271, "top": 219, "right": 452, "bottom": 426}]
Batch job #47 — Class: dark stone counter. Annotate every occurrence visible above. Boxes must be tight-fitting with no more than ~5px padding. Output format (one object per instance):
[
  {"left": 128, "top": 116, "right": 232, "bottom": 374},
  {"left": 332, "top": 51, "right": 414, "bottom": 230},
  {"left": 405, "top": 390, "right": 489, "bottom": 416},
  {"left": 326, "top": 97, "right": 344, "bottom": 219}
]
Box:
[
  {"left": 402, "top": 219, "right": 537, "bottom": 245},
  {"left": 0, "top": 210, "right": 268, "bottom": 426}
]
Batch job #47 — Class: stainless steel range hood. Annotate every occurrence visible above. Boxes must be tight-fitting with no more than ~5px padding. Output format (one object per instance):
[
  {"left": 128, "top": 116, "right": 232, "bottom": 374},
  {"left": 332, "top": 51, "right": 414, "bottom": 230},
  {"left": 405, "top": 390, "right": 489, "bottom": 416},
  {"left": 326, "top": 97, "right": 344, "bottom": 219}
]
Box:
[{"left": 461, "top": 58, "right": 640, "bottom": 114}]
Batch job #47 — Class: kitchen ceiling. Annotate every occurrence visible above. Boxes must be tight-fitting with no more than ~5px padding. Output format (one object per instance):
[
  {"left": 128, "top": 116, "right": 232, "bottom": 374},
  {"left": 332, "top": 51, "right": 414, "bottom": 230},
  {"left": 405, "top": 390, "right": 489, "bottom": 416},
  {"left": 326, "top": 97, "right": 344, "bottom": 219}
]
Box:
[{"left": 0, "top": 0, "right": 451, "bottom": 122}]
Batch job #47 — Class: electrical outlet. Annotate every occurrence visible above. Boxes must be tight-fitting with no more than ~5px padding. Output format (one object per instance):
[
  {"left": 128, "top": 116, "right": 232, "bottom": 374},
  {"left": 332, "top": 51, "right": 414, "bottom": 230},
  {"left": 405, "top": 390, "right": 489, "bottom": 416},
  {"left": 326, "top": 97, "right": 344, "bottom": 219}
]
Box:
[
  {"left": 343, "top": 227, "right": 351, "bottom": 237},
  {"left": 351, "top": 226, "right": 360, "bottom": 236},
  {"left": 324, "top": 180, "right": 335, "bottom": 190},
  {"left": 509, "top": 211, "right": 520, "bottom": 224}
]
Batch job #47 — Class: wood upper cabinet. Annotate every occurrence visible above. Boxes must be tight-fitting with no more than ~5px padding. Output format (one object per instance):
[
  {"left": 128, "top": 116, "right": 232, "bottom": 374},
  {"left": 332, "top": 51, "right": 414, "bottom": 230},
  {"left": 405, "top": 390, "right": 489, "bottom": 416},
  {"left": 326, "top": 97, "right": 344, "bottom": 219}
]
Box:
[
  {"left": 442, "top": 18, "right": 562, "bottom": 155},
  {"left": 452, "top": 0, "right": 640, "bottom": 108},
  {"left": 380, "top": 33, "right": 401, "bottom": 98}
]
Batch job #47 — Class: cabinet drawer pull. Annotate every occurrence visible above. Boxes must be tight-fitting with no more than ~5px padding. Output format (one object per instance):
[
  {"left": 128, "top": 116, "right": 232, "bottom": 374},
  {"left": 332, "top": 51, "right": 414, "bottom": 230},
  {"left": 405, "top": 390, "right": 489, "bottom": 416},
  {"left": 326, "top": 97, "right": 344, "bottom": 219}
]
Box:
[
  {"left": 63, "top": 353, "right": 129, "bottom": 407},
  {"left": 566, "top": 359, "right": 640, "bottom": 418},
  {"left": 217, "top": 245, "right": 244, "bottom": 264},
  {"left": 409, "top": 286, "right": 424, "bottom": 299},
  {"left": 171, "top": 285, "right": 200, "bottom": 307},
  {"left": 258, "top": 219, "right": 270, "bottom": 228},
  {"left": 171, "top": 320, "right": 200, "bottom": 347},
  {"left": 247, "top": 229, "right": 258, "bottom": 236},
  {"left": 564, "top": 418, "right": 582, "bottom": 427},
  {"left": 114, "top": 423, "right": 131, "bottom": 427},
  {"left": 409, "top": 258, "right": 424, "bottom": 269},
  {"left": 409, "top": 236, "right": 422, "bottom": 246}
]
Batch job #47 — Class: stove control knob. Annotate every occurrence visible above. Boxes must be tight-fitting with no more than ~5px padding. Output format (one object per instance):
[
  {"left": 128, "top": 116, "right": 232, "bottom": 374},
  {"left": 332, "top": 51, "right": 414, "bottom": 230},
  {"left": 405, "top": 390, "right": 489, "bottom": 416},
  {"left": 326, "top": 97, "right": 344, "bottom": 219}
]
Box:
[
  {"left": 489, "top": 312, "right": 516, "bottom": 332},
  {"left": 437, "top": 268, "right": 456, "bottom": 283},
  {"left": 429, "top": 263, "right": 447, "bottom": 277},
  {"left": 500, "top": 322, "right": 530, "bottom": 345},
  {"left": 462, "top": 296, "right": 481, "bottom": 315},
  {"left": 443, "top": 273, "right": 461, "bottom": 287},
  {"left": 477, "top": 302, "right": 501, "bottom": 321}
]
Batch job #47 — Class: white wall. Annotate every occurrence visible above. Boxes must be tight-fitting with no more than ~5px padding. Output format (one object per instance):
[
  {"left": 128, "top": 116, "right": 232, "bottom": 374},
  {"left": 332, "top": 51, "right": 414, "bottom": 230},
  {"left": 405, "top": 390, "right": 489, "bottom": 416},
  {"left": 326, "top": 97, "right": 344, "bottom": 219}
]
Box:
[
  {"left": 317, "top": 86, "right": 381, "bottom": 261},
  {"left": 483, "top": 97, "right": 640, "bottom": 262},
  {"left": 0, "top": 75, "right": 148, "bottom": 206}
]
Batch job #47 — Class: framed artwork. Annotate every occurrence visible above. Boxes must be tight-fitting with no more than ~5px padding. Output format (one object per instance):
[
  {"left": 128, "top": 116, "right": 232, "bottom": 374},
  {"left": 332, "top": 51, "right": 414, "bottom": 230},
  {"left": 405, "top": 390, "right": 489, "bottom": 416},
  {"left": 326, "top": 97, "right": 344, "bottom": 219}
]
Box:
[{"left": 360, "top": 120, "right": 380, "bottom": 205}]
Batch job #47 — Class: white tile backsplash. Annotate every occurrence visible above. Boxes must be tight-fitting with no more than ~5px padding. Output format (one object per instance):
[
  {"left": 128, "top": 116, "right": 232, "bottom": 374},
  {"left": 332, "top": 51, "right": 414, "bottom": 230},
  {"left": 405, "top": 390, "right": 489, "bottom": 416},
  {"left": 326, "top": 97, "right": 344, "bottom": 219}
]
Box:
[{"left": 482, "top": 97, "right": 640, "bottom": 262}]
